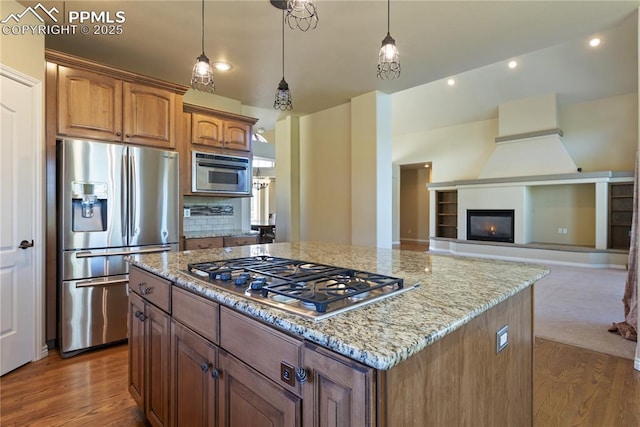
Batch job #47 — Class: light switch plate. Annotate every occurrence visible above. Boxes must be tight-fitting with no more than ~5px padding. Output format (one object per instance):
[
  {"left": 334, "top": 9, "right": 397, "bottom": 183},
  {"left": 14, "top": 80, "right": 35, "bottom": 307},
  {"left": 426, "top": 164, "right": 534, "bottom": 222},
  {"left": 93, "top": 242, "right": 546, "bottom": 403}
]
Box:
[
  {"left": 496, "top": 325, "right": 508, "bottom": 353},
  {"left": 184, "top": 208, "right": 191, "bottom": 218}
]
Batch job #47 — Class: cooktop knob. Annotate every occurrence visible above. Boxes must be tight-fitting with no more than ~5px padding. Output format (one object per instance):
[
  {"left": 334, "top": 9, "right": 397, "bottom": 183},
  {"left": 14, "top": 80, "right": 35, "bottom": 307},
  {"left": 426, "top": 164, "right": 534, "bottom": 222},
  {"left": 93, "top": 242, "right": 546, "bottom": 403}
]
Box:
[
  {"left": 250, "top": 277, "right": 267, "bottom": 290},
  {"left": 235, "top": 276, "right": 248, "bottom": 286},
  {"left": 217, "top": 272, "right": 232, "bottom": 281}
]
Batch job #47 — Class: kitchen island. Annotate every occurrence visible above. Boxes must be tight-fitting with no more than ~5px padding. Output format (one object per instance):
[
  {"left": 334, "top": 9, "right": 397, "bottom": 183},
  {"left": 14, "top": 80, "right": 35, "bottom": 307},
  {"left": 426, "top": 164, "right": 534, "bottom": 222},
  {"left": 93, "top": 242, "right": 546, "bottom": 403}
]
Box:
[{"left": 127, "top": 241, "right": 549, "bottom": 426}]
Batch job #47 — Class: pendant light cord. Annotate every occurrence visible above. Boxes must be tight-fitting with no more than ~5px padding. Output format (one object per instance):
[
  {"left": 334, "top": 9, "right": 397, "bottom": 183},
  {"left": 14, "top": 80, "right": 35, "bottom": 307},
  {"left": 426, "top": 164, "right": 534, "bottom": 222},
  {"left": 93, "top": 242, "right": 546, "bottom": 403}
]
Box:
[
  {"left": 387, "top": 0, "right": 390, "bottom": 33},
  {"left": 281, "top": 9, "right": 285, "bottom": 79},
  {"left": 201, "top": 0, "right": 205, "bottom": 53}
]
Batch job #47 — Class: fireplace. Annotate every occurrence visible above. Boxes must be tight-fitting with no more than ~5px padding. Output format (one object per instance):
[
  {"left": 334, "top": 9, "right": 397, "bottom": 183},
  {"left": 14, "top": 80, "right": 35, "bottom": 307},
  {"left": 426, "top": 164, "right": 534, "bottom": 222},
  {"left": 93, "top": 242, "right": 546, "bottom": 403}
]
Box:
[{"left": 467, "top": 210, "right": 515, "bottom": 243}]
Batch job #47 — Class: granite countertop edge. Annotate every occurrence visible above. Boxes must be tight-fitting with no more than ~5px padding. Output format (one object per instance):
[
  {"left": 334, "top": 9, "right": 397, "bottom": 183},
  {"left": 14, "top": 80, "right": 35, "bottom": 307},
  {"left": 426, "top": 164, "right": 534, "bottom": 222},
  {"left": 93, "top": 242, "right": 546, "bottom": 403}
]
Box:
[{"left": 127, "top": 242, "right": 550, "bottom": 370}]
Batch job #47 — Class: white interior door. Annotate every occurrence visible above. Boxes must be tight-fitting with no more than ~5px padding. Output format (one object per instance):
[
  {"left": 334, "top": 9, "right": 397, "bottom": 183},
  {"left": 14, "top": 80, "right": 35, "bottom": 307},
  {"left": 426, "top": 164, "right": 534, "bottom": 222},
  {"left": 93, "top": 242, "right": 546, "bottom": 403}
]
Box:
[{"left": 0, "top": 65, "right": 43, "bottom": 375}]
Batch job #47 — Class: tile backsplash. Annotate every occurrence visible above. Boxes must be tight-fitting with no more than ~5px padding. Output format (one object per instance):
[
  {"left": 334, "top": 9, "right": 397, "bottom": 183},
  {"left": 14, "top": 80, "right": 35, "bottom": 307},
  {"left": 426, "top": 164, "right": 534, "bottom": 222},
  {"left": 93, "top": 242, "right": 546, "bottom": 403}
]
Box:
[{"left": 183, "top": 196, "right": 241, "bottom": 235}]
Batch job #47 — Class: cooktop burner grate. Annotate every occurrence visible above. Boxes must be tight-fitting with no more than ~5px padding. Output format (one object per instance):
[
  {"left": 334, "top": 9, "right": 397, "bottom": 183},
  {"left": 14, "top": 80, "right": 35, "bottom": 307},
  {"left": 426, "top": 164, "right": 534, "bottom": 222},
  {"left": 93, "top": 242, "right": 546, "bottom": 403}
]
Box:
[{"left": 183, "top": 256, "right": 413, "bottom": 319}]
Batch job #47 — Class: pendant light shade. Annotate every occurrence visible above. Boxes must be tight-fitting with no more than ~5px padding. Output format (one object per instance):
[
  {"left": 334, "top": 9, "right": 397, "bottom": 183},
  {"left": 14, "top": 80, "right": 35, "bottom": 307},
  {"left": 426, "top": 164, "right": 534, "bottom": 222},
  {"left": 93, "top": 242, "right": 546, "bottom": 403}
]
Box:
[
  {"left": 274, "top": 10, "right": 293, "bottom": 110},
  {"left": 191, "top": 0, "right": 215, "bottom": 93},
  {"left": 377, "top": 0, "right": 400, "bottom": 80},
  {"left": 286, "top": 0, "right": 318, "bottom": 31}
]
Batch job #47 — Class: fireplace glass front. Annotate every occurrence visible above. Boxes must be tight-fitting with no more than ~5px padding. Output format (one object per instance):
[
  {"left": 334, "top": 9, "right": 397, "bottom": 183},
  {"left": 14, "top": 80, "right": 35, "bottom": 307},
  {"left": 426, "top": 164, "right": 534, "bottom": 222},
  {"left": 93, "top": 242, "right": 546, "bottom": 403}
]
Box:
[{"left": 467, "top": 210, "right": 514, "bottom": 243}]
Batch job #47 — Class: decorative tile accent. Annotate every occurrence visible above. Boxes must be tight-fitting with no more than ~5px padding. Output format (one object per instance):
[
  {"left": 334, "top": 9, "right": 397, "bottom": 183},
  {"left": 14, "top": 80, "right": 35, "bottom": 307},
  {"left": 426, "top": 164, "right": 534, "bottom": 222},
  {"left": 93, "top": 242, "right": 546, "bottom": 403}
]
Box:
[{"left": 189, "top": 205, "right": 234, "bottom": 216}]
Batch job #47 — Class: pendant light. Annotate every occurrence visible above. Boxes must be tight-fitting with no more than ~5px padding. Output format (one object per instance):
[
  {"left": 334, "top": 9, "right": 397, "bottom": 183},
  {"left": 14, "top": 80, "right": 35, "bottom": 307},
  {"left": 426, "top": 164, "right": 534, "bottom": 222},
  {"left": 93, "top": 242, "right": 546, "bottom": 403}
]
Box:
[
  {"left": 286, "top": 0, "right": 318, "bottom": 31},
  {"left": 190, "top": 0, "right": 215, "bottom": 93},
  {"left": 274, "top": 9, "right": 293, "bottom": 111},
  {"left": 377, "top": 0, "right": 400, "bottom": 80}
]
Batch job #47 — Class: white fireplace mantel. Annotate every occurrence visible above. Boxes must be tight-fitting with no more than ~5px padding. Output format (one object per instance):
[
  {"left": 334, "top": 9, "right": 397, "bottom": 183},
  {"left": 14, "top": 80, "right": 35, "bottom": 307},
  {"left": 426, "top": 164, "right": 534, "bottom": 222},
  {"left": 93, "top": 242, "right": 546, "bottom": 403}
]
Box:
[{"left": 427, "top": 171, "right": 633, "bottom": 267}]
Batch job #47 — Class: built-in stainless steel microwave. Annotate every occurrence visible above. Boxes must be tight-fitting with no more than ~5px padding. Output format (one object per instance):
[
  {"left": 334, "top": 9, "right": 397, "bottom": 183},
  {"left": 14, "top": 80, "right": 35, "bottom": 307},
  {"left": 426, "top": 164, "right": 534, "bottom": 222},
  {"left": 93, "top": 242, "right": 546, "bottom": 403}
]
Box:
[{"left": 192, "top": 151, "right": 252, "bottom": 195}]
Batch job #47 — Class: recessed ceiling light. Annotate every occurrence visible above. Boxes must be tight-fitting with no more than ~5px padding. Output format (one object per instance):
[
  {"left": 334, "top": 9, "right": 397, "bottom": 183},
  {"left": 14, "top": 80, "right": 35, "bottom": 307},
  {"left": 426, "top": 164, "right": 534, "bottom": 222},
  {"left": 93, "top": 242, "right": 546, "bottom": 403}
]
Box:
[
  {"left": 508, "top": 60, "right": 518, "bottom": 69},
  {"left": 213, "top": 61, "right": 233, "bottom": 71},
  {"left": 424, "top": 163, "right": 430, "bottom": 168},
  {"left": 589, "top": 37, "right": 601, "bottom": 47},
  {"left": 447, "top": 78, "right": 455, "bottom": 86}
]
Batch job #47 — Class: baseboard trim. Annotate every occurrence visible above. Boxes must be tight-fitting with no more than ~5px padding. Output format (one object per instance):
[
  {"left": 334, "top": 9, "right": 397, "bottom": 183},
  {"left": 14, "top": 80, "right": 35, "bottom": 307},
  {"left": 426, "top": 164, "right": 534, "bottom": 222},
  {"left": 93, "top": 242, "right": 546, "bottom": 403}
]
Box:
[
  {"left": 399, "top": 238, "right": 430, "bottom": 244},
  {"left": 40, "top": 344, "right": 49, "bottom": 360}
]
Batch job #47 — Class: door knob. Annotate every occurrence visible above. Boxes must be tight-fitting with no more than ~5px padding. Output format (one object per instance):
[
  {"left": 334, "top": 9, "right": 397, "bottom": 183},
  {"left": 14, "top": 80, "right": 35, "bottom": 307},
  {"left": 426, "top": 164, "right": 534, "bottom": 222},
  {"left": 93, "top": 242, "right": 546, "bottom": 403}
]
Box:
[{"left": 18, "top": 240, "right": 34, "bottom": 250}]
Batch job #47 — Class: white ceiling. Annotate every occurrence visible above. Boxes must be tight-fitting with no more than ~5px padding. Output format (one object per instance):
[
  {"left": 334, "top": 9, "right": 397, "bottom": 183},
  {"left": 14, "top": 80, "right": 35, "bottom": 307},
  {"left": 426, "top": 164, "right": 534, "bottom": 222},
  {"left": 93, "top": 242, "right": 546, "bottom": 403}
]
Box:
[{"left": 20, "top": 1, "right": 640, "bottom": 131}]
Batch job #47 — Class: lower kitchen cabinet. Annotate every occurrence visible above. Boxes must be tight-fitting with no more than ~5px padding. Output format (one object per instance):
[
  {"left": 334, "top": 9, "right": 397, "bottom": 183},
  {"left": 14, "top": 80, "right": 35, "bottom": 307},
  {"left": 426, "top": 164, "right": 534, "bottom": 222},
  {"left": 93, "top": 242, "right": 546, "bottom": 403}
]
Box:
[
  {"left": 218, "top": 349, "right": 301, "bottom": 427},
  {"left": 128, "top": 291, "right": 171, "bottom": 427},
  {"left": 302, "top": 342, "right": 374, "bottom": 427},
  {"left": 129, "top": 265, "right": 373, "bottom": 427},
  {"left": 170, "top": 320, "right": 218, "bottom": 427}
]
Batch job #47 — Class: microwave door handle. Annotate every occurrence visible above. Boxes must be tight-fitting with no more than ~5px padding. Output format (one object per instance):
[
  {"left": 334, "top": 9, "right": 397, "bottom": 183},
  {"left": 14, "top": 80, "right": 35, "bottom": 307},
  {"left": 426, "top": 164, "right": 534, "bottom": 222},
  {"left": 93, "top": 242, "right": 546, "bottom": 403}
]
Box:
[{"left": 198, "top": 162, "right": 246, "bottom": 170}]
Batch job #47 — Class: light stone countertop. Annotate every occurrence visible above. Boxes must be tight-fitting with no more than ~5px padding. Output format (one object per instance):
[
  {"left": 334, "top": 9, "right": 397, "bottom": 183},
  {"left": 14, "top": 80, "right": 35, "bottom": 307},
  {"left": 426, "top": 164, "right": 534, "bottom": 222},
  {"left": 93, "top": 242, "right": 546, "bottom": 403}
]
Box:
[{"left": 127, "top": 241, "right": 549, "bottom": 370}]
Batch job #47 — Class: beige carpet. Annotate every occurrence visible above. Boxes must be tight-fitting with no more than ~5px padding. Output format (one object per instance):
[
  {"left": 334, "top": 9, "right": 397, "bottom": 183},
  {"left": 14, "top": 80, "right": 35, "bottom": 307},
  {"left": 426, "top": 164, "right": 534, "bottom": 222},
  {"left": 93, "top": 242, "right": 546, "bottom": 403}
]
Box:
[{"left": 534, "top": 264, "right": 637, "bottom": 360}]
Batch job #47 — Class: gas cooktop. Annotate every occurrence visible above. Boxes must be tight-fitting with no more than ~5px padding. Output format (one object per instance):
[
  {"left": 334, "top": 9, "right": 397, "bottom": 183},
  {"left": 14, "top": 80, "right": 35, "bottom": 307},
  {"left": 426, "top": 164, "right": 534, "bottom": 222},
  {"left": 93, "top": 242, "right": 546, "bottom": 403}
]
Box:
[{"left": 181, "top": 256, "right": 418, "bottom": 320}]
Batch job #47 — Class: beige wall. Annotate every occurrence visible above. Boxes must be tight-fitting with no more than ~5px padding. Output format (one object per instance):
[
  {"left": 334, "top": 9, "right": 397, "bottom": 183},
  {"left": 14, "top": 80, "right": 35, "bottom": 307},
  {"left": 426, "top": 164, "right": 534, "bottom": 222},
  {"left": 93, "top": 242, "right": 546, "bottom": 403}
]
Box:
[
  {"left": 298, "top": 104, "right": 351, "bottom": 243},
  {"left": 393, "top": 118, "right": 498, "bottom": 183},
  {"left": 0, "top": 1, "right": 45, "bottom": 82},
  {"left": 393, "top": 93, "right": 637, "bottom": 183},
  {"left": 561, "top": 93, "right": 638, "bottom": 172},
  {"left": 400, "top": 168, "right": 430, "bottom": 242},
  {"left": 529, "top": 184, "right": 596, "bottom": 246}
]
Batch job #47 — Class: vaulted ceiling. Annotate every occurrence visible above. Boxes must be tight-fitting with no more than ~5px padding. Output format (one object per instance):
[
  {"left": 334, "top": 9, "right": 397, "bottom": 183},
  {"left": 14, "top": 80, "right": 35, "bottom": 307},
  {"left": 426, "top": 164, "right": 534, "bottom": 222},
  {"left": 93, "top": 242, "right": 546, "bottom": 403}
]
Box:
[{"left": 19, "top": 1, "right": 640, "bottom": 131}]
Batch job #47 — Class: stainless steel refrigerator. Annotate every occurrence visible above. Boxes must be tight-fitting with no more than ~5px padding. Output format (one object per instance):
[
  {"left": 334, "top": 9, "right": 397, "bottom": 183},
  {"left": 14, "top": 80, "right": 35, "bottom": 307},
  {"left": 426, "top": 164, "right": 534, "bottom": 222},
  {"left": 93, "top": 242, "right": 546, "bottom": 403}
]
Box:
[{"left": 58, "top": 138, "right": 179, "bottom": 357}]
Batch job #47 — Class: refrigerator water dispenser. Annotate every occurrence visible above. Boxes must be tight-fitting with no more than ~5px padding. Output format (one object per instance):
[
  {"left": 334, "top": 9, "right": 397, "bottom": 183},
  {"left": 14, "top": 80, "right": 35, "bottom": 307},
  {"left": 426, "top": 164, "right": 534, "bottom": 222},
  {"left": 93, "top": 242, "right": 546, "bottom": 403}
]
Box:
[{"left": 71, "top": 181, "right": 108, "bottom": 232}]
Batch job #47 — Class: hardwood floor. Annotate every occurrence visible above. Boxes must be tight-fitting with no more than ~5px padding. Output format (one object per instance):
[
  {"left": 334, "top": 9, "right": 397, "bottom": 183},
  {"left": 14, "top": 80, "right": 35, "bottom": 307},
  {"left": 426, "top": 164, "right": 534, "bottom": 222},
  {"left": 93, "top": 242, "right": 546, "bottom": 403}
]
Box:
[
  {"left": 0, "top": 344, "right": 148, "bottom": 427},
  {"left": 534, "top": 338, "right": 640, "bottom": 427},
  {"left": 1, "top": 338, "right": 638, "bottom": 426}
]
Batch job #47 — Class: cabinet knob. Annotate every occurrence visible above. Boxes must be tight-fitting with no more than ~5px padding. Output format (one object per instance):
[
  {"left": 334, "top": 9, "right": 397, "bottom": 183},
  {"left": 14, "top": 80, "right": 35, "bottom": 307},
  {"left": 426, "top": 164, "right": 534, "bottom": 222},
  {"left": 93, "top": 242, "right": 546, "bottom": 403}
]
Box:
[
  {"left": 125, "top": 134, "right": 131, "bottom": 138},
  {"left": 201, "top": 362, "right": 212, "bottom": 373},
  {"left": 134, "top": 310, "right": 146, "bottom": 322},
  {"left": 295, "top": 367, "right": 308, "bottom": 384},
  {"left": 211, "top": 368, "right": 221, "bottom": 379},
  {"left": 138, "top": 282, "right": 153, "bottom": 295},
  {"left": 115, "top": 131, "right": 121, "bottom": 137}
]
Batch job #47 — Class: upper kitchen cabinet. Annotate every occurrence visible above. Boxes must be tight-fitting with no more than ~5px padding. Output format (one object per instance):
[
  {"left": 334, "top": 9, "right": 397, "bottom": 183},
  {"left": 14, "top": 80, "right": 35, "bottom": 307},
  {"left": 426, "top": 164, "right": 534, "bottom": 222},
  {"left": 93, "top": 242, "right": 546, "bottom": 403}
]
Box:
[
  {"left": 46, "top": 50, "right": 187, "bottom": 150},
  {"left": 185, "top": 103, "right": 257, "bottom": 153}
]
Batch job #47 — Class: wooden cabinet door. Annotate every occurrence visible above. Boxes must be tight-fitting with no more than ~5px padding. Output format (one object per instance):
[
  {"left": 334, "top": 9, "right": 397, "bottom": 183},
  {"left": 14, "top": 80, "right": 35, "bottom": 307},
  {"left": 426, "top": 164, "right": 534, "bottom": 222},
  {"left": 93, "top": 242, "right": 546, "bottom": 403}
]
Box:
[
  {"left": 128, "top": 292, "right": 146, "bottom": 409},
  {"left": 224, "top": 120, "right": 252, "bottom": 152},
  {"left": 218, "top": 350, "right": 301, "bottom": 427},
  {"left": 145, "top": 303, "right": 172, "bottom": 427},
  {"left": 57, "top": 66, "right": 123, "bottom": 141},
  {"left": 302, "top": 343, "right": 374, "bottom": 427},
  {"left": 123, "top": 82, "right": 176, "bottom": 149},
  {"left": 191, "top": 113, "right": 224, "bottom": 148},
  {"left": 171, "top": 320, "right": 218, "bottom": 427}
]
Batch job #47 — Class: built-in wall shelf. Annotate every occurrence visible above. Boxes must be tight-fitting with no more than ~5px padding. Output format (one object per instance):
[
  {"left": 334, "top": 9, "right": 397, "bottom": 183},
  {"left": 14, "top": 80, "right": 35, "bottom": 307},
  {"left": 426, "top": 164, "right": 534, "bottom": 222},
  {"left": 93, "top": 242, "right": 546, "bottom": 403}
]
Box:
[
  {"left": 608, "top": 182, "right": 633, "bottom": 250},
  {"left": 436, "top": 190, "right": 458, "bottom": 238}
]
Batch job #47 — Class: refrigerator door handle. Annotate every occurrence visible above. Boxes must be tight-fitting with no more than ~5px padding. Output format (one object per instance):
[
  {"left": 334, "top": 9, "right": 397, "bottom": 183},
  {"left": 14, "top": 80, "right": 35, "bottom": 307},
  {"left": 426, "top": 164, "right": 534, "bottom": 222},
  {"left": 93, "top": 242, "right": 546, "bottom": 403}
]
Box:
[
  {"left": 75, "top": 278, "right": 129, "bottom": 288},
  {"left": 75, "top": 246, "right": 173, "bottom": 258},
  {"left": 121, "top": 151, "right": 128, "bottom": 241},
  {"left": 130, "top": 152, "right": 137, "bottom": 240}
]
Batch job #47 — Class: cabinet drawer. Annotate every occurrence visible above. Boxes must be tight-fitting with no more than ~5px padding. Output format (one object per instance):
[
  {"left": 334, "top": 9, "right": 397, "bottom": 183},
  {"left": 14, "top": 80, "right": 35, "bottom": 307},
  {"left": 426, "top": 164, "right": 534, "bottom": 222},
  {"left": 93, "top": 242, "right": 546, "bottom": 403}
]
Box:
[
  {"left": 129, "top": 266, "right": 171, "bottom": 313},
  {"left": 184, "top": 237, "right": 224, "bottom": 250},
  {"left": 220, "top": 307, "right": 302, "bottom": 395},
  {"left": 172, "top": 286, "right": 219, "bottom": 344},
  {"left": 223, "top": 236, "right": 258, "bottom": 247}
]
